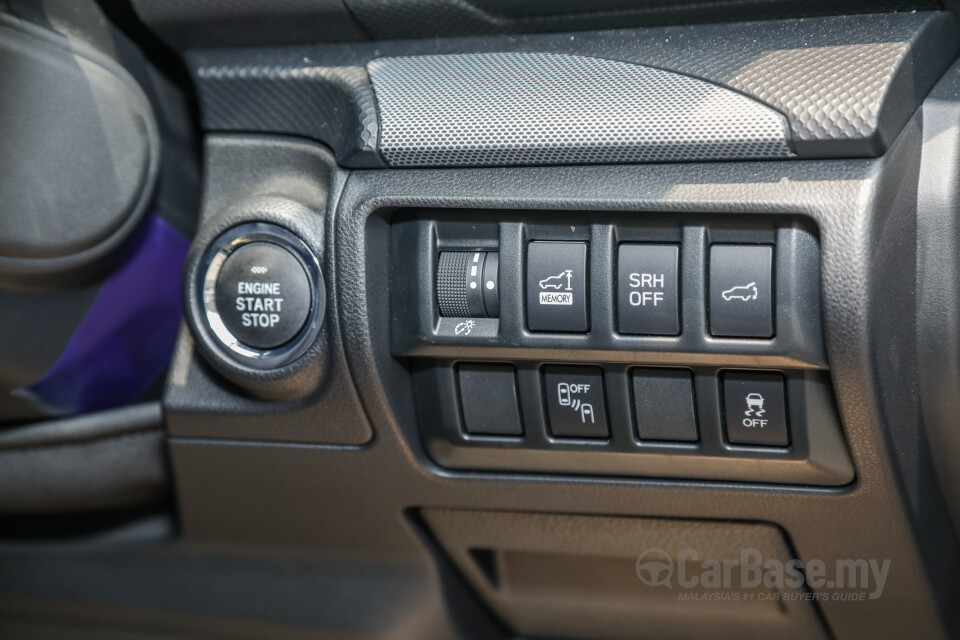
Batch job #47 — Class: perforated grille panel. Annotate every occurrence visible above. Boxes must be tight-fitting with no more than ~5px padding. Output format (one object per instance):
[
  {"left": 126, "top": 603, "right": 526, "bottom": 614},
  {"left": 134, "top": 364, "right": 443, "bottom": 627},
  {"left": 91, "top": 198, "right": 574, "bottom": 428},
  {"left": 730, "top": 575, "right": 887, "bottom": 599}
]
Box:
[{"left": 368, "top": 52, "right": 794, "bottom": 167}]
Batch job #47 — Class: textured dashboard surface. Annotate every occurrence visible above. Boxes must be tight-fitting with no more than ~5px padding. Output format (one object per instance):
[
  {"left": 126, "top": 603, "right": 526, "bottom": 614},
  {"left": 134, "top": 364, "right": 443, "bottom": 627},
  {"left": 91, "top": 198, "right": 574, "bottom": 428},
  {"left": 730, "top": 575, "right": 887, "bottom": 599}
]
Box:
[
  {"left": 193, "top": 60, "right": 382, "bottom": 168},
  {"left": 368, "top": 52, "right": 793, "bottom": 167},
  {"left": 345, "top": 0, "right": 940, "bottom": 40},
  {"left": 130, "top": 0, "right": 368, "bottom": 48},
  {"left": 655, "top": 41, "right": 909, "bottom": 146},
  {"left": 132, "top": 0, "right": 939, "bottom": 48},
  {"left": 188, "top": 12, "right": 959, "bottom": 165},
  {"left": 0, "top": 403, "right": 167, "bottom": 513}
]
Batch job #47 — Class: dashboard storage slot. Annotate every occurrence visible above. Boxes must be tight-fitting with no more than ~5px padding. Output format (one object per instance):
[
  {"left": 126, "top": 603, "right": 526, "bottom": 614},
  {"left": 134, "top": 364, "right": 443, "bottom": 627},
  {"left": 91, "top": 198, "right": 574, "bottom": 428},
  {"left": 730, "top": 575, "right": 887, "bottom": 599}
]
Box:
[{"left": 422, "top": 509, "right": 828, "bottom": 640}]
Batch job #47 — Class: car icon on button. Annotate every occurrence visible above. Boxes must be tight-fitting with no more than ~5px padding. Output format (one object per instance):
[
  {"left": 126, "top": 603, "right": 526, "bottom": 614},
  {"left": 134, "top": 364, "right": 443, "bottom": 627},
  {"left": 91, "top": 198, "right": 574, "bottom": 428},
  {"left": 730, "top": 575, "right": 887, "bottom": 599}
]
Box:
[
  {"left": 539, "top": 269, "right": 573, "bottom": 290},
  {"left": 721, "top": 282, "right": 758, "bottom": 302}
]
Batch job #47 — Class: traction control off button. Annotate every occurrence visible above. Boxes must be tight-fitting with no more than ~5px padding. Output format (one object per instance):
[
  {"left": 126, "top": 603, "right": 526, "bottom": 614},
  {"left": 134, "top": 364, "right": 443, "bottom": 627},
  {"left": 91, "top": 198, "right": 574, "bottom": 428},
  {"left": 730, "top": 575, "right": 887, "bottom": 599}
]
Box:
[
  {"left": 723, "top": 371, "right": 789, "bottom": 446},
  {"left": 214, "top": 242, "right": 312, "bottom": 349}
]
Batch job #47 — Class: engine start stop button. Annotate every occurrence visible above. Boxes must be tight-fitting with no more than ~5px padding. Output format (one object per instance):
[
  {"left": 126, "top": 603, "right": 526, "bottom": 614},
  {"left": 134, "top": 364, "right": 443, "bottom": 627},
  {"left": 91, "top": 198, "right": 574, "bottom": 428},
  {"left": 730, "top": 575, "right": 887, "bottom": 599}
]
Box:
[{"left": 214, "top": 241, "right": 311, "bottom": 349}]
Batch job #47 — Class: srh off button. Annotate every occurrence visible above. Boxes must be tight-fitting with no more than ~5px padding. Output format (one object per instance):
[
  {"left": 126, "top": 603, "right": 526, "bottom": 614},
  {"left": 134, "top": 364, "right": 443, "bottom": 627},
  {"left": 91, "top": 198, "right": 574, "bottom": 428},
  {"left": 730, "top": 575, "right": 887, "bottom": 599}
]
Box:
[
  {"left": 618, "top": 244, "right": 679, "bottom": 336},
  {"left": 214, "top": 242, "right": 312, "bottom": 349}
]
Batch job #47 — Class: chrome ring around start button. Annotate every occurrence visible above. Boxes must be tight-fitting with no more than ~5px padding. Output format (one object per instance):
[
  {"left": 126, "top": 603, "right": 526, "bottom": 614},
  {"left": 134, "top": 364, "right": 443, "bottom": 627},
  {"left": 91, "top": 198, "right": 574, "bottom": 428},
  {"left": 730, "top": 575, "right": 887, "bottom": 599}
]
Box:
[{"left": 199, "top": 223, "right": 325, "bottom": 369}]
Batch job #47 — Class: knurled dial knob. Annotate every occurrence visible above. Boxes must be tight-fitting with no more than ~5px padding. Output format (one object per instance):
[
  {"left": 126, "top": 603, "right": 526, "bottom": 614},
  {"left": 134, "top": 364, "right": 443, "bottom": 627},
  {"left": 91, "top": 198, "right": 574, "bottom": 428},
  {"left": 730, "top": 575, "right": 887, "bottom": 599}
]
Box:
[{"left": 436, "top": 251, "right": 499, "bottom": 318}]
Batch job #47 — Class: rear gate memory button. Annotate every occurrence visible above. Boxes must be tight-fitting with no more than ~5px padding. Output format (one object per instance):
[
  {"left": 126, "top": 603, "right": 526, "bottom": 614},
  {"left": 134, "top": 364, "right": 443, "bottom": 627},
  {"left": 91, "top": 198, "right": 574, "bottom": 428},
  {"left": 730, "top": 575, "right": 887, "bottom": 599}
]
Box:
[
  {"left": 215, "top": 241, "right": 312, "bottom": 349},
  {"left": 527, "top": 241, "right": 589, "bottom": 332}
]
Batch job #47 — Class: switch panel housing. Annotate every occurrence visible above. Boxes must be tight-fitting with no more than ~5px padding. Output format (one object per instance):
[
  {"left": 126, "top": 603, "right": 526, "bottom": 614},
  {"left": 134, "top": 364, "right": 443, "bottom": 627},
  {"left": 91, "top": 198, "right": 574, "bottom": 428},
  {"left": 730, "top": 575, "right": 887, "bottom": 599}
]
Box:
[{"left": 391, "top": 209, "right": 849, "bottom": 486}]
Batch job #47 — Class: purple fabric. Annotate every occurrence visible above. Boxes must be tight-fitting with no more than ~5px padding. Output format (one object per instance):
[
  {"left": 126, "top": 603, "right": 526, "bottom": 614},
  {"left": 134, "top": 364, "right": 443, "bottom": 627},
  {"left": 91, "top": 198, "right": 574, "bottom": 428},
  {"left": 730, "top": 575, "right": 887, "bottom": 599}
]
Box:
[{"left": 19, "top": 215, "right": 190, "bottom": 414}]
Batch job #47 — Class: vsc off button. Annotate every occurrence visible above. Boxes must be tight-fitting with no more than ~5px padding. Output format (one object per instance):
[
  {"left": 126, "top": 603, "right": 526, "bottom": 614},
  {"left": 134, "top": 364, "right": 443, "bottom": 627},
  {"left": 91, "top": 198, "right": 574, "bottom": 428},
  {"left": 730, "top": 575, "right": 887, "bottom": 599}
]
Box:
[{"left": 214, "top": 241, "right": 312, "bottom": 349}]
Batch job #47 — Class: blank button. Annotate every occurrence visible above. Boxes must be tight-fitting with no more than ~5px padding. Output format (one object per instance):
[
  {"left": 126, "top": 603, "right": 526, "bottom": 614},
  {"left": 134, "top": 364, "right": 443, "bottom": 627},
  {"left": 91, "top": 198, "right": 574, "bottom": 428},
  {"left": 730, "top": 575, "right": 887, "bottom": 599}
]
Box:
[
  {"left": 458, "top": 364, "right": 524, "bottom": 436},
  {"left": 632, "top": 368, "right": 699, "bottom": 442}
]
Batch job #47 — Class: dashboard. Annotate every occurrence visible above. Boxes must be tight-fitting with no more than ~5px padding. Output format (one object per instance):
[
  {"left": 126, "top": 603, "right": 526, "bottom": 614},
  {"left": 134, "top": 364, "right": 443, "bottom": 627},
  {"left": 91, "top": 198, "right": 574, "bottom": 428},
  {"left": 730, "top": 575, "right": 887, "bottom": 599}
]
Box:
[{"left": 1, "top": 1, "right": 960, "bottom": 639}]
